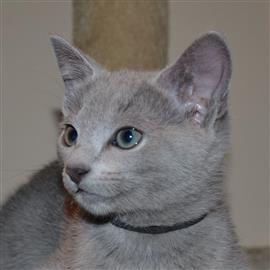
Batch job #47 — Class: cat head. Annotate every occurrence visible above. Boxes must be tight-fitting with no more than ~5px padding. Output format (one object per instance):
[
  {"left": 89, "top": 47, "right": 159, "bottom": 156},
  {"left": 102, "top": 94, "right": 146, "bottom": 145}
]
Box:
[{"left": 51, "top": 33, "right": 231, "bottom": 220}]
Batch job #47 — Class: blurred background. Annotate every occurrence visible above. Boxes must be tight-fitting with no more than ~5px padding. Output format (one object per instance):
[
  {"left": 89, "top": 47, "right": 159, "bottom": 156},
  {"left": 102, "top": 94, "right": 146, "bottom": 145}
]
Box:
[{"left": 1, "top": 1, "right": 269, "bottom": 268}]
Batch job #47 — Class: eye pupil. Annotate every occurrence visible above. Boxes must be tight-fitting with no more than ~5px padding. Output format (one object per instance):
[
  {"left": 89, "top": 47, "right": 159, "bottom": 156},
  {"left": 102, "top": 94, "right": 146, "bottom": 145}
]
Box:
[
  {"left": 68, "top": 128, "right": 77, "bottom": 142},
  {"left": 122, "top": 130, "right": 133, "bottom": 143}
]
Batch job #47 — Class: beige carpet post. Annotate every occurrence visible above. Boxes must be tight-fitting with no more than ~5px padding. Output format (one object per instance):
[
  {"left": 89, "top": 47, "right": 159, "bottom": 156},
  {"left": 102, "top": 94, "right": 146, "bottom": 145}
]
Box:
[{"left": 73, "top": 0, "right": 168, "bottom": 70}]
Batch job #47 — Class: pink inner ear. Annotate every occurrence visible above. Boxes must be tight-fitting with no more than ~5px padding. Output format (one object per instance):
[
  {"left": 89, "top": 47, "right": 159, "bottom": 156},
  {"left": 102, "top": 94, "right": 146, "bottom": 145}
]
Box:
[{"left": 181, "top": 54, "right": 226, "bottom": 125}]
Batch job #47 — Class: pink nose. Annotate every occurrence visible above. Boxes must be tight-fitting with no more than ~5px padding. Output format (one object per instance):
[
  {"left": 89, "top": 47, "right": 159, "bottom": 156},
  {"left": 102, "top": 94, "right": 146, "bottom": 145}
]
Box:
[{"left": 65, "top": 166, "right": 90, "bottom": 184}]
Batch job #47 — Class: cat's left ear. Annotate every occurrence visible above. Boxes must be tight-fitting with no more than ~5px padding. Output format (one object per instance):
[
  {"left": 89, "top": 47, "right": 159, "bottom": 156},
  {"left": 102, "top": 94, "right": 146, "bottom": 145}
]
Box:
[
  {"left": 156, "top": 32, "right": 232, "bottom": 127},
  {"left": 50, "top": 35, "right": 104, "bottom": 115}
]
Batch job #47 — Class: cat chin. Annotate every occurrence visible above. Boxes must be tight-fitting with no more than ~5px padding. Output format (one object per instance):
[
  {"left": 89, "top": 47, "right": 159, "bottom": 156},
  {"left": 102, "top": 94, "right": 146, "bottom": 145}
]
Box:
[{"left": 74, "top": 192, "right": 115, "bottom": 217}]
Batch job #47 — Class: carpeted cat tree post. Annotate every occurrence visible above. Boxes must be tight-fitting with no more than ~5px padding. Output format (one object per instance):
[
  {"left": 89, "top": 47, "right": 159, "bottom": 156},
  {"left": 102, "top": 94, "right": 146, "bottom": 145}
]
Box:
[{"left": 73, "top": 0, "right": 168, "bottom": 70}]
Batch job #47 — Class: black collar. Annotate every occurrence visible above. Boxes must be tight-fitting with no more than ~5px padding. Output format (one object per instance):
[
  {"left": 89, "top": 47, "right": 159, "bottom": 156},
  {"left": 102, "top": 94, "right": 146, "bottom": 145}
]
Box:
[{"left": 110, "top": 213, "right": 208, "bottom": 234}]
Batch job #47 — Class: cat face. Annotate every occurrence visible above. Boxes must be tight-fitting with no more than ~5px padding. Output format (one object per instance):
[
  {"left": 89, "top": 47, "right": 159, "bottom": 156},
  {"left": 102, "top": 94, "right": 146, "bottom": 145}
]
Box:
[{"left": 51, "top": 33, "right": 231, "bottom": 218}]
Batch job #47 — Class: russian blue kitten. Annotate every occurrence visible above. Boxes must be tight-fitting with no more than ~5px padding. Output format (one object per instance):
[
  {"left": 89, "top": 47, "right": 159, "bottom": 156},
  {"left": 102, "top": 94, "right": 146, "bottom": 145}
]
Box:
[{"left": 0, "top": 33, "right": 248, "bottom": 270}]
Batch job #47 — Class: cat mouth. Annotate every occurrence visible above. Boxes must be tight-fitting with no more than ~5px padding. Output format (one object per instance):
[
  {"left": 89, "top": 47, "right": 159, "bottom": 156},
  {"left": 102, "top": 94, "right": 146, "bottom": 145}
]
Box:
[
  {"left": 76, "top": 187, "right": 119, "bottom": 201},
  {"left": 76, "top": 188, "right": 105, "bottom": 198},
  {"left": 75, "top": 188, "right": 107, "bottom": 201}
]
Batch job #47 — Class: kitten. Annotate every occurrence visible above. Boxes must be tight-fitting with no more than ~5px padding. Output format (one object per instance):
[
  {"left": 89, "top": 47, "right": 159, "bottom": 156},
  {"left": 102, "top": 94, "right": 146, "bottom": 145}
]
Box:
[{"left": 0, "top": 33, "right": 249, "bottom": 270}]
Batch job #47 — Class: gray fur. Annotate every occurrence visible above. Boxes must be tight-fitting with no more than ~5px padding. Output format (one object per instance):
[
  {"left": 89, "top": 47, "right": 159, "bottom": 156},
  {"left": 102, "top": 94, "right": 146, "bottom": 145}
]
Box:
[
  {"left": 1, "top": 33, "right": 249, "bottom": 269},
  {"left": 0, "top": 161, "right": 66, "bottom": 269}
]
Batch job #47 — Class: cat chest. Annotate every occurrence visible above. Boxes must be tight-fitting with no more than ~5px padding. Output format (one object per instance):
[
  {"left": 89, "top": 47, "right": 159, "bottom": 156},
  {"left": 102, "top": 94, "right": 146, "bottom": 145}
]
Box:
[{"left": 66, "top": 227, "right": 211, "bottom": 270}]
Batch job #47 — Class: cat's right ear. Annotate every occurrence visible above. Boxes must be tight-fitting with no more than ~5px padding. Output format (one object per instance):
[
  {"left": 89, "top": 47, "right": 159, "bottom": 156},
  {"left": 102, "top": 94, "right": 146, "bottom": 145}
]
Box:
[
  {"left": 155, "top": 32, "right": 232, "bottom": 128},
  {"left": 50, "top": 35, "right": 104, "bottom": 115}
]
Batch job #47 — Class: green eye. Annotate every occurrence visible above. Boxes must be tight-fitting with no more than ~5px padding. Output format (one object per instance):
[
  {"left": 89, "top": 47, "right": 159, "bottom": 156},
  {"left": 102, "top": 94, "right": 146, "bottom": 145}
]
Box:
[
  {"left": 113, "top": 127, "right": 143, "bottom": 150},
  {"left": 63, "top": 125, "right": 78, "bottom": 147}
]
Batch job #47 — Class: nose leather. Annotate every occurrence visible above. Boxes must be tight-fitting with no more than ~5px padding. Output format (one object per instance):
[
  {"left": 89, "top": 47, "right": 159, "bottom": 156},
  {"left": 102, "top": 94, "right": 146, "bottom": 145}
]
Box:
[{"left": 65, "top": 166, "right": 90, "bottom": 184}]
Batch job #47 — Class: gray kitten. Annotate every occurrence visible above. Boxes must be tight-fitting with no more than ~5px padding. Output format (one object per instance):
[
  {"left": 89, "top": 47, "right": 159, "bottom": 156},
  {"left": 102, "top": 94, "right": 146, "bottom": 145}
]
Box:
[{"left": 0, "top": 33, "right": 249, "bottom": 270}]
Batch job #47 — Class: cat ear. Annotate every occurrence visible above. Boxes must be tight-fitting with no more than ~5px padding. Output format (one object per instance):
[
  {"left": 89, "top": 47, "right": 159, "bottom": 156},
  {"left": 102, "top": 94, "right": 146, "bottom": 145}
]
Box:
[
  {"left": 50, "top": 35, "right": 104, "bottom": 115},
  {"left": 156, "top": 32, "right": 232, "bottom": 127}
]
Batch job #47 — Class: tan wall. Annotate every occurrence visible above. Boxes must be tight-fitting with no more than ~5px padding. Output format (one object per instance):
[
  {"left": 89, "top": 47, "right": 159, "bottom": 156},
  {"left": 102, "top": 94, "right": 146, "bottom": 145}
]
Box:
[
  {"left": 2, "top": 2, "right": 269, "bottom": 247},
  {"left": 2, "top": 2, "right": 72, "bottom": 200}
]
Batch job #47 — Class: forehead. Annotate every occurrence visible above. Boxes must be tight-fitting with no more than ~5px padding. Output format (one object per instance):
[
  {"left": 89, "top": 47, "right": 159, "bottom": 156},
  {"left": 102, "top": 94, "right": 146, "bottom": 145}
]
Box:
[{"left": 78, "top": 70, "right": 181, "bottom": 129}]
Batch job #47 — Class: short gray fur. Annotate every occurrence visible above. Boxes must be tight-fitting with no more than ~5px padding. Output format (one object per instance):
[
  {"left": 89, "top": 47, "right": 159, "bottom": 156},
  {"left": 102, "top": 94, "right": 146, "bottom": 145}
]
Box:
[{"left": 0, "top": 33, "right": 249, "bottom": 270}]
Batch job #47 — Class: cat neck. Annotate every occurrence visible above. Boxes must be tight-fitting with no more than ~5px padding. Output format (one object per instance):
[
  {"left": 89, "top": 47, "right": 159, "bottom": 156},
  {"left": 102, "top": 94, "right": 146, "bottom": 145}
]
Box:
[
  {"left": 63, "top": 203, "right": 239, "bottom": 270},
  {"left": 109, "top": 198, "right": 223, "bottom": 230},
  {"left": 66, "top": 194, "right": 225, "bottom": 231}
]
